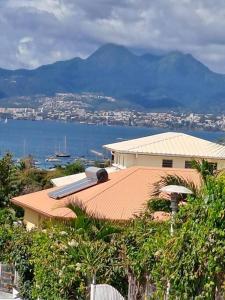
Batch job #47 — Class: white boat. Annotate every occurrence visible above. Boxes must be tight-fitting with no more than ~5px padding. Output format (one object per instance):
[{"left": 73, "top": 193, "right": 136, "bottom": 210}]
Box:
[
  {"left": 34, "top": 160, "right": 41, "bottom": 165},
  {"left": 45, "top": 156, "right": 61, "bottom": 162}
]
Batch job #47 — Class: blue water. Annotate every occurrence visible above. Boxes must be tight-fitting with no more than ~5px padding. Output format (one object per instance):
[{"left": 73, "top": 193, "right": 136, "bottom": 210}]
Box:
[{"left": 0, "top": 120, "right": 224, "bottom": 166}]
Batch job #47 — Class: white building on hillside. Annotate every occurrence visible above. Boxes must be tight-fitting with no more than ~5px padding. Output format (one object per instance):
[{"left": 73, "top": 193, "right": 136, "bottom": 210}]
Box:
[{"left": 103, "top": 132, "right": 225, "bottom": 170}]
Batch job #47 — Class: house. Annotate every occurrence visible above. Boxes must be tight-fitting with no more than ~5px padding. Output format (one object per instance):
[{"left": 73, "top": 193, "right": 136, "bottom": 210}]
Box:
[
  {"left": 11, "top": 166, "right": 200, "bottom": 230},
  {"left": 103, "top": 132, "right": 225, "bottom": 170}
]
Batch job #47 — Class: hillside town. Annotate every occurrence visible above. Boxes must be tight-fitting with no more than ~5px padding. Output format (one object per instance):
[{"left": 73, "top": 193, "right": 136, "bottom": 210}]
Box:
[{"left": 0, "top": 93, "right": 225, "bottom": 131}]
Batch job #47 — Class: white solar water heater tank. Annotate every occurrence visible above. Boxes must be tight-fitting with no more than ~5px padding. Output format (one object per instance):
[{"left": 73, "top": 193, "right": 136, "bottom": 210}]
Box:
[
  {"left": 85, "top": 167, "right": 108, "bottom": 183},
  {"left": 48, "top": 167, "right": 108, "bottom": 199}
]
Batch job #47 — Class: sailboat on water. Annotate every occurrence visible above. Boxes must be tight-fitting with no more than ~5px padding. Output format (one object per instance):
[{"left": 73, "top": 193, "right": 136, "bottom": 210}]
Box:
[{"left": 55, "top": 136, "right": 71, "bottom": 158}]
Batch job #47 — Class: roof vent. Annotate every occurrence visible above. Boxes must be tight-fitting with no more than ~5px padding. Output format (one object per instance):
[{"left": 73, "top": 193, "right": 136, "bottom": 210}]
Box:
[{"left": 48, "top": 167, "right": 108, "bottom": 199}]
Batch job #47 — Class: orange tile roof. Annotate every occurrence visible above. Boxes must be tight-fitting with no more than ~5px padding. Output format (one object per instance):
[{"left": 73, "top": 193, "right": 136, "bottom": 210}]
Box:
[{"left": 11, "top": 166, "right": 201, "bottom": 221}]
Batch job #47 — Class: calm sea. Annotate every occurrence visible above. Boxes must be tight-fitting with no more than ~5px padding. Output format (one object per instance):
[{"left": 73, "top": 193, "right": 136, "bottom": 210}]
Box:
[{"left": 0, "top": 120, "right": 224, "bottom": 168}]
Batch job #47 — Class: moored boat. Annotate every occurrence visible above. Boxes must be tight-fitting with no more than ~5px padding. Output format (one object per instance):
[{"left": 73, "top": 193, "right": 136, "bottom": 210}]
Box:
[
  {"left": 55, "top": 136, "right": 70, "bottom": 157},
  {"left": 45, "top": 156, "right": 61, "bottom": 162},
  {"left": 55, "top": 152, "right": 71, "bottom": 158}
]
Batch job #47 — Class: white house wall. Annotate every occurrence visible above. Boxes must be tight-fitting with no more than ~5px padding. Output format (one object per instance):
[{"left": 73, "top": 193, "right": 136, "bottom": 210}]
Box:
[
  {"left": 217, "top": 160, "right": 225, "bottom": 169},
  {"left": 114, "top": 152, "right": 225, "bottom": 170}
]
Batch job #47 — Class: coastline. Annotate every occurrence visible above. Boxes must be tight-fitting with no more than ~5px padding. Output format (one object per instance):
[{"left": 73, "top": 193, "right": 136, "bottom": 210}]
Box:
[
  {"left": 0, "top": 119, "right": 224, "bottom": 170},
  {"left": 3, "top": 116, "right": 225, "bottom": 133}
]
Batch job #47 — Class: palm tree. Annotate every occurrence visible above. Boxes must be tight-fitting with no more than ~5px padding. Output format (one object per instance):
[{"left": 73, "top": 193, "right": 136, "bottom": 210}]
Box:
[
  {"left": 191, "top": 159, "right": 215, "bottom": 184},
  {"left": 63, "top": 199, "right": 122, "bottom": 294},
  {"left": 152, "top": 174, "right": 200, "bottom": 198},
  {"left": 64, "top": 198, "right": 121, "bottom": 242},
  {"left": 152, "top": 159, "right": 216, "bottom": 198}
]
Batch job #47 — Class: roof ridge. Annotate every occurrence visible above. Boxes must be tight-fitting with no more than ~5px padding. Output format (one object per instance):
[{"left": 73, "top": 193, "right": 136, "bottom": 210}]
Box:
[{"left": 127, "top": 132, "right": 184, "bottom": 151}]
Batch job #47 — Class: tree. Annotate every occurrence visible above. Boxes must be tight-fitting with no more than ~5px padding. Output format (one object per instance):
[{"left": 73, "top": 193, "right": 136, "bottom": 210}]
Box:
[
  {"left": 18, "top": 155, "right": 35, "bottom": 170},
  {"left": 152, "top": 159, "right": 217, "bottom": 199},
  {"left": 0, "top": 153, "right": 20, "bottom": 207},
  {"left": 64, "top": 161, "right": 85, "bottom": 176},
  {"left": 152, "top": 173, "right": 200, "bottom": 198},
  {"left": 191, "top": 159, "right": 216, "bottom": 184},
  {"left": 156, "top": 176, "right": 225, "bottom": 299},
  {"left": 120, "top": 216, "right": 170, "bottom": 299},
  {"left": 65, "top": 199, "right": 121, "bottom": 242}
]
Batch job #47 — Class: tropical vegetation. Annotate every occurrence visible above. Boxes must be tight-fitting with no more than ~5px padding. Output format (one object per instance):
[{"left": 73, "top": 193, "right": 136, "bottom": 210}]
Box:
[{"left": 0, "top": 155, "right": 224, "bottom": 299}]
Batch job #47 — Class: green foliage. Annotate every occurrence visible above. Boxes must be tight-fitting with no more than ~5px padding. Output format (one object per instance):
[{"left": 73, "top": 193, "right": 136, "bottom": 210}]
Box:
[
  {"left": 153, "top": 173, "right": 200, "bottom": 198},
  {"left": 147, "top": 198, "right": 171, "bottom": 212},
  {"left": 30, "top": 228, "right": 85, "bottom": 300},
  {"left": 156, "top": 176, "right": 225, "bottom": 299},
  {"left": 0, "top": 200, "right": 125, "bottom": 299},
  {"left": 0, "top": 159, "right": 224, "bottom": 299},
  {"left": 28, "top": 226, "right": 126, "bottom": 299},
  {"left": 0, "top": 223, "right": 34, "bottom": 298},
  {"left": 94, "top": 159, "right": 110, "bottom": 168},
  {"left": 191, "top": 159, "right": 215, "bottom": 183},
  {"left": 65, "top": 200, "right": 121, "bottom": 242},
  {"left": 19, "top": 169, "right": 51, "bottom": 193},
  {"left": 18, "top": 155, "right": 35, "bottom": 170},
  {"left": 0, "top": 208, "right": 17, "bottom": 225},
  {"left": 121, "top": 217, "right": 170, "bottom": 298},
  {"left": 0, "top": 153, "right": 21, "bottom": 207},
  {"left": 0, "top": 154, "right": 85, "bottom": 203},
  {"left": 64, "top": 161, "right": 85, "bottom": 176},
  {"left": 12, "top": 229, "right": 34, "bottom": 298}
]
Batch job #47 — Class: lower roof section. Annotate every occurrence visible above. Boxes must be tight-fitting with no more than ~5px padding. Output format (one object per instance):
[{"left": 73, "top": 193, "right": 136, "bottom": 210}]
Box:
[{"left": 12, "top": 166, "right": 200, "bottom": 221}]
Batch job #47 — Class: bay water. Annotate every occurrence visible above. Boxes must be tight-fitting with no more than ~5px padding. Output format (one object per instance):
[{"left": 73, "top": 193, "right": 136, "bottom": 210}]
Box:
[{"left": 0, "top": 120, "right": 224, "bottom": 168}]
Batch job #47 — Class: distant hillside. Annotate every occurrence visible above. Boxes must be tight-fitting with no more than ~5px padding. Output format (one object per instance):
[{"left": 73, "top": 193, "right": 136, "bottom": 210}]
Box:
[{"left": 0, "top": 43, "right": 225, "bottom": 112}]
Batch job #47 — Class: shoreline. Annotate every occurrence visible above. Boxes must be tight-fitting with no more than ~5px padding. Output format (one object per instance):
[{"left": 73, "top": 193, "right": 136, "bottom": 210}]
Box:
[
  {"left": 3, "top": 117, "right": 225, "bottom": 134},
  {"left": 0, "top": 119, "right": 224, "bottom": 169}
]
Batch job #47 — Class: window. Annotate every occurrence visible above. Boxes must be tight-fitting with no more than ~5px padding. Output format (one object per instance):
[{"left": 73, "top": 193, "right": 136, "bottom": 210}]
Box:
[
  {"left": 185, "top": 161, "right": 193, "bottom": 169},
  {"left": 162, "top": 159, "right": 173, "bottom": 168}
]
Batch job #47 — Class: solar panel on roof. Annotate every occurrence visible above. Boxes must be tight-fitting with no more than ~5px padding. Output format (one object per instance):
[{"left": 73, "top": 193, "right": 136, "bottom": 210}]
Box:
[
  {"left": 48, "top": 167, "right": 109, "bottom": 200},
  {"left": 48, "top": 177, "right": 98, "bottom": 199}
]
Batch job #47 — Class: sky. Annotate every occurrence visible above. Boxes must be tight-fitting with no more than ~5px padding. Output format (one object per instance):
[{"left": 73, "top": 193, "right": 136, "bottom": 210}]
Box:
[{"left": 1, "top": 0, "right": 225, "bottom": 73}]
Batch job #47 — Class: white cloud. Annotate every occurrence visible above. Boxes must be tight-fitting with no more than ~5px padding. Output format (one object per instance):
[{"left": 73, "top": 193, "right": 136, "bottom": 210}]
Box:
[
  {"left": 1, "top": 0, "right": 225, "bottom": 72},
  {"left": 19, "top": 36, "right": 33, "bottom": 44},
  {"left": 7, "top": 0, "right": 71, "bottom": 20}
]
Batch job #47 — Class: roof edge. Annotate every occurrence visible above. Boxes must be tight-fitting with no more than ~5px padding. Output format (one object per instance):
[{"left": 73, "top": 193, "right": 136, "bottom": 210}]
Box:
[
  {"left": 11, "top": 198, "right": 73, "bottom": 219},
  {"left": 103, "top": 149, "right": 225, "bottom": 160}
]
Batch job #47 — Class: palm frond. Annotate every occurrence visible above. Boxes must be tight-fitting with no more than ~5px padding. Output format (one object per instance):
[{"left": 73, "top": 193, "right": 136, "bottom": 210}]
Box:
[
  {"left": 191, "top": 159, "right": 215, "bottom": 182},
  {"left": 152, "top": 174, "right": 199, "bottom": 198},
  {"left": 65, "top": 198, "right": 89, "bottom": 218},
  {"left": 63, "top": 198, "right": 121, "bottom": 241}
]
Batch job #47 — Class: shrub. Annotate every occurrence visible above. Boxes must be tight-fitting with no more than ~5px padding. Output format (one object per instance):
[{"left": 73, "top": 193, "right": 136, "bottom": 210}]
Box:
[
  {"left": 147, "top": 198, "right": 171, "bottom": 212},
  {"left": 0, "top": 208, "right": 17, "bottom": 225},
  {"left": 64, "top": 161, "right": 85, "bottom": 175}
]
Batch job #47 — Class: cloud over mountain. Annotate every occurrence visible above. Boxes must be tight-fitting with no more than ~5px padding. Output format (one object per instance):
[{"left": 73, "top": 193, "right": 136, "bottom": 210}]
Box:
[
  {"left": 1, "top": 0, "right": 225, "bottom": 72},
  {"left": 0, "top": 43, "right": 225, "bottom": 113}
]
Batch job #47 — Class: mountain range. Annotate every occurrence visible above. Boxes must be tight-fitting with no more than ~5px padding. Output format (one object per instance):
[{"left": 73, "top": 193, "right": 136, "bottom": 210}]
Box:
[{"left": 1, "top": 43, "right": 225, "bottom": 112}]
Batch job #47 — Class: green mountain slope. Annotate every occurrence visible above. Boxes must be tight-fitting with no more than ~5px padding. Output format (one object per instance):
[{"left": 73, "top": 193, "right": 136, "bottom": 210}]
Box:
[{"left": 0, "top": 43, "right": 225, "bottom": 112}]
